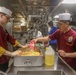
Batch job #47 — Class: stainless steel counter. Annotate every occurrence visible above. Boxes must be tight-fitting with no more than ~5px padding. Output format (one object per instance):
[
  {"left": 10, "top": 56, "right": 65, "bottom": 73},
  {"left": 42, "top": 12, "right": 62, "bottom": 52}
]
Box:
[{"left": 6, "top": 52, "right": 76, "bottom": 75}]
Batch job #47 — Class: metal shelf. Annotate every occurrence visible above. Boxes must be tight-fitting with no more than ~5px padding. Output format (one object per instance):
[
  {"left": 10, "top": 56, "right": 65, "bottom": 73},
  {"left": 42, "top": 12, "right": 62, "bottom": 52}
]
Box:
[{"left": 13, "top": 31, "right": 27, "bottom": 34}]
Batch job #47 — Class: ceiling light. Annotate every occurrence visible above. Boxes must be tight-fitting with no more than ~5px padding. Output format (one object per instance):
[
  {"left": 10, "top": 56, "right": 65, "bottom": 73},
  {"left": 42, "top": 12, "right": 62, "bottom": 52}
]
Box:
[{"left": 62, "top": 0, "right": 76, "bottom": 4}]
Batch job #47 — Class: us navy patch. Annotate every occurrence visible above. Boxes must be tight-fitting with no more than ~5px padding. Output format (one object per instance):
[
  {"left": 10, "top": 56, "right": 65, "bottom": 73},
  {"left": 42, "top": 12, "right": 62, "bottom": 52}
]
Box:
[{"left": 68, "top": 36, "right": 73, "bottom": 42}]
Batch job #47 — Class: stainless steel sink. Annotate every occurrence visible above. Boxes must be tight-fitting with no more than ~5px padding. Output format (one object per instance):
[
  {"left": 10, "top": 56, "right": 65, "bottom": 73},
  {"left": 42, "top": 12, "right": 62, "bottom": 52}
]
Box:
[{"left": 17, "top": 71, "right": 67, "bottom": 75}]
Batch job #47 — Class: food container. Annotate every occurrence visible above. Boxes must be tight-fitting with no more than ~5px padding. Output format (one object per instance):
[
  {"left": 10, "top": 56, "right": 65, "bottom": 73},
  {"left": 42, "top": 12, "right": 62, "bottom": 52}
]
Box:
[{"left": 14, "top": 48, "right": 43, "bottom": 66}]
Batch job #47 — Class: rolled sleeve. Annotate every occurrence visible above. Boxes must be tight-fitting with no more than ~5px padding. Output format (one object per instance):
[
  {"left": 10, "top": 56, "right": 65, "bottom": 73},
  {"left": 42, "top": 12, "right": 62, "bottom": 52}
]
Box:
[
  {"left": 0, "top": 46, "right": 6, "bottom": 57},
  {"left": 13, "top": 40, "right": 20, "bottom": 47}
]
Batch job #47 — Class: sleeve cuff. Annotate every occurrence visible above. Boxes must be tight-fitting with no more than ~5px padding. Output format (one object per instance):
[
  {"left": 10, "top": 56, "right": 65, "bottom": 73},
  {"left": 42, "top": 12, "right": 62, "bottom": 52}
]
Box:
[
  {"left": 13, "top": 40, "right": 20, "bottom": 47},
  {"left": 0, "top": 46, "right": 6, "bottom": 57}
]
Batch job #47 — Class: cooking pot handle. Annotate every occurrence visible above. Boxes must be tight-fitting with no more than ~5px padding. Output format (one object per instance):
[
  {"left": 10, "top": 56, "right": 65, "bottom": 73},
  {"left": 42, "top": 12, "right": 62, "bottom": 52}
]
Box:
[{"left": 24, "top": 59, "right": 32, "bottom": 66}]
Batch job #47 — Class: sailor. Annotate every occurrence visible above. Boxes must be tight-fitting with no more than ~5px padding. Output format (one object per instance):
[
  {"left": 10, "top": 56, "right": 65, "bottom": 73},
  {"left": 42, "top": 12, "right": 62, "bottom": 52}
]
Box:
[
  {"left": 0, "top": 6, "right": 28, "bottom": 72},
  {"left": 31, "top": 12, "right": 76, "bottom": 70}
]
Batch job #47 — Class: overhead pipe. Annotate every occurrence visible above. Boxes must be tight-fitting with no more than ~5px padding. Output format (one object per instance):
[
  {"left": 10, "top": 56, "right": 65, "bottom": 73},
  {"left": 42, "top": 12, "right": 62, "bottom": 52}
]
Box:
[
  {"left": 50, "top": 0, "right": 63, "bottom": 17},
  {"left": 18, "top": 0, "right": 27, "bottom": 18}
]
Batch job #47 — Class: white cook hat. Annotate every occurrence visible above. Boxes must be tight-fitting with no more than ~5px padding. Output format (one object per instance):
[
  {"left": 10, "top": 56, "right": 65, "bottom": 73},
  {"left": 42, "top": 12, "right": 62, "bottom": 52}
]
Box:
[
  {"left": 0, "top": 7, "right": 12, "bottom": 17},
  {"left": 59, "top": 13, "right": 71, "bottom": 21}
]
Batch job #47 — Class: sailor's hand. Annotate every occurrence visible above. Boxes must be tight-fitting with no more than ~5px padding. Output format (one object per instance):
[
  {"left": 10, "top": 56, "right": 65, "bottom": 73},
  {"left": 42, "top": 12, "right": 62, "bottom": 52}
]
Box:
[
  {"left": 11, "top": 50, "right": 22, "bottom": 56},
  {"left": 31, "top": 39, "right": 38, "bottom": 43},
  {"left": 21, "top": 44, "right": 29, "bottom": 48},
  {"left": 58, "top": 50, "right": 67, "bottom": 57}
]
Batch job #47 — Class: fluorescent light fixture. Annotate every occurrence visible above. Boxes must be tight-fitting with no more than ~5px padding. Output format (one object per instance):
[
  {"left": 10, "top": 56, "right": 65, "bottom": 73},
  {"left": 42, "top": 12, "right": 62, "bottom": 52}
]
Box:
[
  {"left": 54, "top": 15, "right": 59, "bottom": 18},
  {"left": 62, "top": 0, "right": 76, "bottom": 4}
]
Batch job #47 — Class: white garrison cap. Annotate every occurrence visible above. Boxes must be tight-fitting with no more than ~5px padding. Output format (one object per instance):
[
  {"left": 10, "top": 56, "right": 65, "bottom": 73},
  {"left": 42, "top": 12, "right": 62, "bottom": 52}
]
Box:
[
  {"left": 0, "top": 7, "right": 12, "bottom": 17},
  {"left": 59, "top": 13, "right": 71, "bottom": 21}
]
